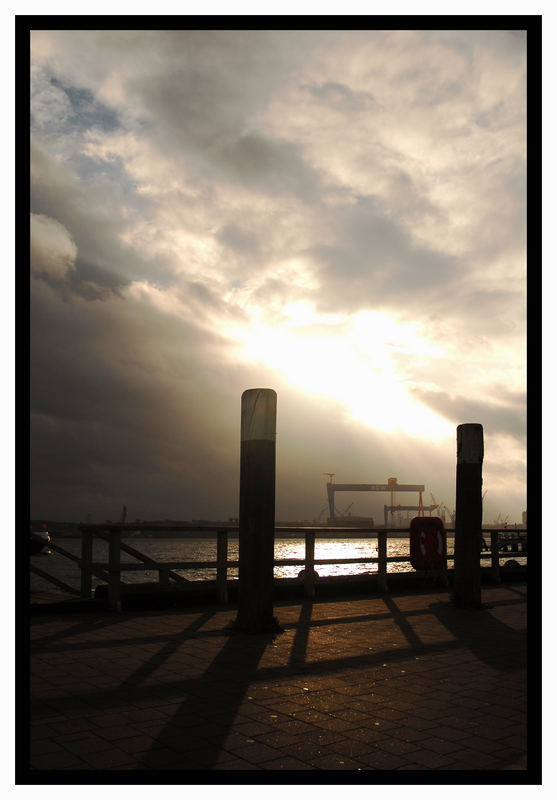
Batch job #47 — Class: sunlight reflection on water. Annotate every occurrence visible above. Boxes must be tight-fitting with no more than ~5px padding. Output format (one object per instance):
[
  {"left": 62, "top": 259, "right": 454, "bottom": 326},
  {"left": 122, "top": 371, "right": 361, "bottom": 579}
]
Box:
[
  {"left": 29, "top": 535, "right": 459, "bottom": 592},
  {"left": 30, "top": 534, "right": 523, "bottom": 594}
]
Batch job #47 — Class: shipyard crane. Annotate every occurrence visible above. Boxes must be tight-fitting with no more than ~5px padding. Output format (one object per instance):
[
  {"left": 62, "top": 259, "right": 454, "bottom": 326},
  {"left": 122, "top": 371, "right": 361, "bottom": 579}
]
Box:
[
  {"left": 316, "top": 506, "right": 328, "bottom": 523},
  {"left": 336, "top": 502, "right": 354, "bottom": 518},
  {"left": 383, "top": 504, "right": 438, "bottom": 527},
  {"left": 326, "top": 476, "right": 425, "bottom": 526},
  {"left": 442, "top": 505, "right": 455, "bottom": 524}
]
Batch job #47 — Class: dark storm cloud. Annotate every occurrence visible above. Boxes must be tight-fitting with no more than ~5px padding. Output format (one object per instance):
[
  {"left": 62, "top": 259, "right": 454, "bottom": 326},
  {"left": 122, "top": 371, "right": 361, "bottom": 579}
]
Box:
[
  {"left": 123, "top": 30, "right": 325, "bottom": 175},
  {"left": 310, "top": 195, "right": 458, "bottom": 312},
  {"left": 303, "top": 80, "right": 377, "bottom": 113},
  {"left": 29, "top": 282, "right": 241, "bottom": 521},
  {"left": 31, "top": 141, "right": 172, "bottom": 295},
  {"left": 132, "top": 63, "right": 324, "bottom": 198},
  {"left": 435, "top": 286, "right": 525, "bottom": 338},
  {"left": 28, "top": 29, "right": 526, "bottom": 522},
  {"left": 221, "top": 132, "right": 321, "bottom": 200},
  {"left": 217, "top": 222, "right": 261, "bottom": 255}
]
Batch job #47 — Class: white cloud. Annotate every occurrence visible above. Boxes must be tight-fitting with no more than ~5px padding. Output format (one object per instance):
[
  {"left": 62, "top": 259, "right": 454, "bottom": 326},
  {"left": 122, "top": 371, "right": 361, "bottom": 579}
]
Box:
[
  {"left": 28, "top": 29, "right": 527, "bottom": 522},
  {"left": 30, "top": 213, "right": 77, "bottom": 281}
]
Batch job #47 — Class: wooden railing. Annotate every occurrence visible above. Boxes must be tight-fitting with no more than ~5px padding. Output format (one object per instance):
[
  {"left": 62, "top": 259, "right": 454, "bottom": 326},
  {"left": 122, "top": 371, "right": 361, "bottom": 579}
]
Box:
[{"left": 31, "top": 525, "right": 527, "bottom": 611}]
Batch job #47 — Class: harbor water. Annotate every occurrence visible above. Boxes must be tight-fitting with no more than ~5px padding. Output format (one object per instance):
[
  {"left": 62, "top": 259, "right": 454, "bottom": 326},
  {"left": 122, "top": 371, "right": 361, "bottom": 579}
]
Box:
[{"left": 30, "top": 534, "right": 525, "bottom": 597}]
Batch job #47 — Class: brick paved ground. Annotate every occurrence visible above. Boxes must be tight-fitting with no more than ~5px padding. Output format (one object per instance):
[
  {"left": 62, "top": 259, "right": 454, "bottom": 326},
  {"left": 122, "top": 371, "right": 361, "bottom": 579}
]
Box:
[{"left": 26, "top": 583, "right": 529, "bottom": 775}]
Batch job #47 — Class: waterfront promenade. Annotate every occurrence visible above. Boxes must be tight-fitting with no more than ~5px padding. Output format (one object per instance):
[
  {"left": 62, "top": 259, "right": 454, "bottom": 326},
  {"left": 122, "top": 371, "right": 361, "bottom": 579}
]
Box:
[{"left": 27, "top": 583, "right": 528, "bottom": 775}]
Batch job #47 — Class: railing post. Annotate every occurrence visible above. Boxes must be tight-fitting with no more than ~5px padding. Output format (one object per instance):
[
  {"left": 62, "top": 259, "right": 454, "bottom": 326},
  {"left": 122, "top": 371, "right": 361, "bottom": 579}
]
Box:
[
  {"left": 80, "top": 528, "right": 93, "bottom": 598},
  {"left": 159, "top": 567, "right": 169, "bottom": 586},
  {"left": 108, "top": 527, "right": 122, "bottom": 612},
  {"left": 491, "top": 531, "right": 501, "bottom": 583},
  {"left": 304, "top": 531, "right": 316, "bottom": 597},
  {"left": 216, "top": 528, "right": 228, "bottom": 603},
  {"left": 377, "top": 531, "right": 388, "bottom": 592}
]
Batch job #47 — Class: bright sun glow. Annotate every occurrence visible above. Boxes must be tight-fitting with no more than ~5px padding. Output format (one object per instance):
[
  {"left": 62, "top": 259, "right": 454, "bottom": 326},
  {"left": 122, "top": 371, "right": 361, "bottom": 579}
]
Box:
[{"left": 227, "top": 305, "right": 454, "bottom": 441}]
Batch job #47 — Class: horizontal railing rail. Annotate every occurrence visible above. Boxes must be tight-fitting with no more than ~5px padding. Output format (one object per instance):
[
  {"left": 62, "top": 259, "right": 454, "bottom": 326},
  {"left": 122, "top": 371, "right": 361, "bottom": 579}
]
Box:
[{"left": 31, "top": 524, "right": 526, "bottom": 611}]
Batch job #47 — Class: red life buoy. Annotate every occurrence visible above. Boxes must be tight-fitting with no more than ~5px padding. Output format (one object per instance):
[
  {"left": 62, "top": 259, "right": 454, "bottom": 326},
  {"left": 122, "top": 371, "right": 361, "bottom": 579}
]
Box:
[{"left": 410, "top": 517, "right": 446, "bottom": 570}]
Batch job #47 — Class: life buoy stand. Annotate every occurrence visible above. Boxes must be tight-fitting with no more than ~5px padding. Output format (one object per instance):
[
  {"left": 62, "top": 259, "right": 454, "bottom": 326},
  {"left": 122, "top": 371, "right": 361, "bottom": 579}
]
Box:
[{"left": 410, "top": 517, "right": 447, "bottom": 571}]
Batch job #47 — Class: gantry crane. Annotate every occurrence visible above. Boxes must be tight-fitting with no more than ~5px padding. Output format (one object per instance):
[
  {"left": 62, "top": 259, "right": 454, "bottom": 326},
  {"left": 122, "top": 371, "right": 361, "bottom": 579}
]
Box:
[{"left": 326, "top": 476, "right": 425, "bottom": 527}]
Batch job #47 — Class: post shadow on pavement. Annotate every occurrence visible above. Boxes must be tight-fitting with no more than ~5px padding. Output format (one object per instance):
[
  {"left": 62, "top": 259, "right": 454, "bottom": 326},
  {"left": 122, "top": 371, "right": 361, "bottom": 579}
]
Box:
[
  {"left": 30, "top": 614, "right": 125, "bottom": 651},
  {"left": 288, "top": 599, "right": 313, "bottom": 668},
  {"left": 381, "top": 596, "right": 424, "bottom": 649},
  {"left": 119, "top": 610, "right": 216, "bottom": 691},
  {"left": 428, "top": 598, "right": 526, "bottom": 672},
  {"left": 134, "top": 623, "right": 279, "bottom": 770}
]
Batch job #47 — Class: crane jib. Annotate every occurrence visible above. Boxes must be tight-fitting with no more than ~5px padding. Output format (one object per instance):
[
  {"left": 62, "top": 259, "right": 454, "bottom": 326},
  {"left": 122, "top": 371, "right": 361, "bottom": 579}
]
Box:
[{"left": 327, "top": 484, "right": 425, "bottom": 493}]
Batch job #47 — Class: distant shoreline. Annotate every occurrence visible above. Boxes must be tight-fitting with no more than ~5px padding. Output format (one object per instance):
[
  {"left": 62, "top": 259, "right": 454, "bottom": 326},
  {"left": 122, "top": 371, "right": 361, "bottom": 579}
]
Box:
[{"left": 32, "top": 520, "right": 523, "bottom": 539}]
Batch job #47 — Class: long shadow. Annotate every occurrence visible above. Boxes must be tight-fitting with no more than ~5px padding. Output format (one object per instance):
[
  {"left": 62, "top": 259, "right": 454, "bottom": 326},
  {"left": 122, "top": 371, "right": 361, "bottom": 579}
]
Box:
[
  {"left": 134, "top": 626, "right": 277, "bottom": 770},
  {"left": 30, "top": 638, "right": 467, "bottom": 724},
  {"left": 30, "top": 592, "right": 528, "bottom": 771},
  {"left": 31, "top": 616, "right": 123, "bottom": 650},
  {"left": 30, "top": 596, "right": 528, "bottom": 719},
  {"left": 428, "top": 599, "right": 526, "bottom": 672},
  {"left": 119, "top": 610, "right": 216, "bottom": 691},
  {"left": 33, "top": 606, "right": 434, "bottom": 655},
  {"left": 288, "top": 599, "right": 313, "bottom": 668},
  {"left": 381, "top": 596, "right": 424, "bottom": 649}
]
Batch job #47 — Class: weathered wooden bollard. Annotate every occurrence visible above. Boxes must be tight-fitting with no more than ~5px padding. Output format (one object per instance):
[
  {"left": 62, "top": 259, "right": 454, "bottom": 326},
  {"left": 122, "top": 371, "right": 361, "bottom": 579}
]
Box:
[
  {"left": 235, "top": 388, "right": 278, "bottom": 633},
  {"left": 452, "top": 423, "right": 484, "bottom": 608}
]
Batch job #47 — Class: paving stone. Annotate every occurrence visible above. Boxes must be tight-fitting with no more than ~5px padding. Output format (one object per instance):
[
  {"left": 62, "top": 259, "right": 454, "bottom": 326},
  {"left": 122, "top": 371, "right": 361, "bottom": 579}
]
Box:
[
  {"left": 27, "top": 585, "right": 527, "bottom": 774},
  {"left": 354, "top": 749, "right": 412, "bottom": 769},
  {"left": 420, "top": 736, "right": 463, "bottom": 755},
  {"left": 115, "top": 735, "right": 157, "bottom": 754},
  {"left": 327, "top": 738, "right": 376, "bottom": 758},
  {"left": 226, "top": 742, "right": 281, "bottom": 764},
  {"left": 374, "top": 737, "right": 421, "bottom": 755},
  {"left": 430, "top": 725, "right": 473, "bottom": 741},
  {"left": 213, "top": 756, "right": 262, "bottom": 769},
  {"left": 29, "top": 723, "right": 59, "bottom": 740},
  {"left": 458, "top": 735, "right": 507, "bottom": 754},
  {"left": 29, "top": 738, "right": 66, "bottom": 756},
  {"left": 304, "top": 729, "right": 347, "bottom": 746},
  {"left": 260, "top": 755, "right": 315, "bottom": 769},
  {"left": 404, "top": 749, "right": 456, "bottom": 768},
  {"left": 30, "top": 751, "right": 88, "bottom": 770},
  {"left": 97, "top": 725, "right": 143, "bottom": 741},
  {"left": 309, "top": 753, "right": 365, "bottom": 769}
]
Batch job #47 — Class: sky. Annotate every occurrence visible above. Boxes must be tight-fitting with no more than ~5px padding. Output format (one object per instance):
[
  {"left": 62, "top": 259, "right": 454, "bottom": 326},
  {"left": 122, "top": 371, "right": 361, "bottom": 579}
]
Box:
[{"left": 29, "top": 27, "right": 527, "bottom": 525}]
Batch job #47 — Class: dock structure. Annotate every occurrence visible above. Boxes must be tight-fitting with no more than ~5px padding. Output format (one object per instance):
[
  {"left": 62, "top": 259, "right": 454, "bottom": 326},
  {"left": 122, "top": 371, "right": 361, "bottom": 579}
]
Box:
[
  {"left": 26, "top": 582, "right": 528, "bottom": 774},
  {"left": 26, "top": 389, "right": 531, "bottom": 777}
]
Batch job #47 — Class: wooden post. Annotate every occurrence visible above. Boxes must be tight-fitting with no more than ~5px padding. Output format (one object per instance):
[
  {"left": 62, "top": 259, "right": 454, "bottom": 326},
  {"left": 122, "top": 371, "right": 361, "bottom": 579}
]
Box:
[
  {"left": 216, "top": 528, "right": 228, "bottom": 603},
  {"left": 80, "top": 528, "right": 93, "bottom": 598},
  {"left": 159, "top": 568, "right": 169, "bottom": 586},
  {"left": 304, "top": 531, "right": 316, "bottom": 597},
  {"left": 453, "top": 423, "right": 484, "bottom": 608},
  {"left": 236, "top": 389, "right": 277, "bottom": 632},
  {"left": 377, "top": 531, "right": 388, "bottom": 592},
  {"left": 108, "top": 527, "right": 122, "bottom": 612},
  {"left": 491, "top": 531, "right": 501, "bottom": 583}
]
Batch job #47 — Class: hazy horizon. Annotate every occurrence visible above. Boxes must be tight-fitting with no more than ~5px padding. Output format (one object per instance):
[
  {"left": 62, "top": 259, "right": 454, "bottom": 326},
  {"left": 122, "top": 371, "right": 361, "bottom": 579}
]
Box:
[{"left": 30, "top": 28, "right": 526, "bottom": 525}]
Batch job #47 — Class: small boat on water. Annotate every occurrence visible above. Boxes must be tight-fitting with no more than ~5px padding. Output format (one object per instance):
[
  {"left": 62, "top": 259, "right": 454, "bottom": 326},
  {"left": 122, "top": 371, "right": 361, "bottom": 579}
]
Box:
[{"left": 30, "top": 525, "right": 51, "bottom": 555}]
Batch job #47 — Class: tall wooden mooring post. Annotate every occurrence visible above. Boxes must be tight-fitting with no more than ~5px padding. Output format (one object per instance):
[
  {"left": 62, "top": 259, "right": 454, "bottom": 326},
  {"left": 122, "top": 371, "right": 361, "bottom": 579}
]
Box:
[
  {"left": 453, "top": 423, "right": 484, "bottom": 608},
  {"left": 235, "top": 388, "right": 278, "bottom": 633}
]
